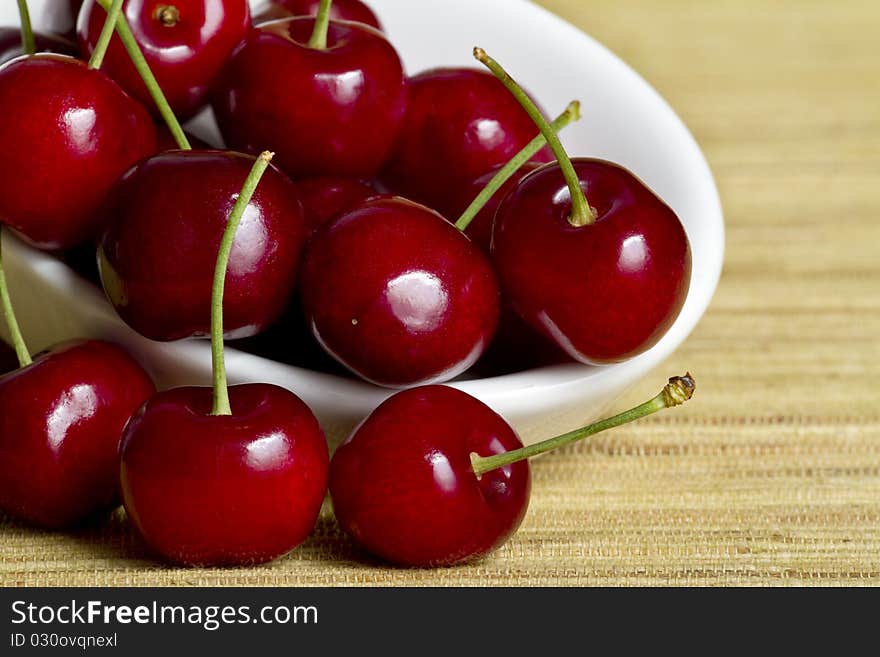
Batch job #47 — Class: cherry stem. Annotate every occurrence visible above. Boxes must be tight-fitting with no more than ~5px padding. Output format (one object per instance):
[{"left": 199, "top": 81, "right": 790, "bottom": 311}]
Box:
[
  {"left": 308, "top": 0, "right": 333, "bottom": 50},
  {"left": 211, "top": 152, "right": 274, "bottom": 417},
  {"left": 15, "top": 0, "right": 35, "bottom": 55},
  {"left": 88, "top": 0, "right": 125, "bottom": 70},
  {"left": 471, "top": 374, "right": 696, "bottom": 476},
  {"left": 0, "top": 229, "right": 32, "bottom": 368},
  {"left": 93, "top": 0, "right": 191, "bottom": 150},
  {"left": 455, "top": 100, "right": 581, "bottom": 232},
  {"left": 474, "top": 47, "right": 596, "bottom": 227}
]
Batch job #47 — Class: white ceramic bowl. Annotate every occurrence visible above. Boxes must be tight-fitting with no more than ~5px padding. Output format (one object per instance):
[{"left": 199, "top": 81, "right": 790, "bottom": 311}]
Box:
[{"left": 0, "top": 0, "right": 724, "bottom": 445}]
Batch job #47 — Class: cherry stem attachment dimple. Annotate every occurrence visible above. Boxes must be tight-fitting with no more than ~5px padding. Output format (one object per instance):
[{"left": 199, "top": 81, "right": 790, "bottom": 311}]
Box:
[
  {"left": 16, "top": 0, "right": 35, "bottom": 55},
  {"left": 88, "top": 0, "right": 125, "bottom": 70},
  {"left": 211, "top": 151, "right": 274, "bottom": 416},
  {"left": 455, "top": 100, "right": 581, "bottom": 232},
  {"left": 474, "top": 47, "right": 596, "bottom": 227},
  {"left": 0, "top": 229, "right": 32, "bottom": 368},
  {"left": 308, "top": 0, "right": 333, "bottom": 50},
  {"left": 93, "top": 0, "right": 191, "bottom": 150},
  {"left": 154, "top": 5, "right": 180, "bottom": 27},
  {"left": 470, "top": 374, "right": 696, "bottom": 476}
]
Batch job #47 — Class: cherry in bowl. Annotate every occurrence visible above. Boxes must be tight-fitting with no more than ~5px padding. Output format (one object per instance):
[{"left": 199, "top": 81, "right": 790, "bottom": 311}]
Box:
[
  {"left": 299, "top": 196, "right": 501, "bottom": 387},
  {"left": 380, "top": 67, "right": 553, "bottom": 213},
  {"left": 212, "top": 12, "right": 406, "bottom": 179},
  {"left": 98, "top": 150, "right": 308, "bottom": 342},
  {"left": 0, "top": 54, "right": 156, "bottom": 250},
  {"left": 77, "top": 0, "right": 251, "bottom": 118}
]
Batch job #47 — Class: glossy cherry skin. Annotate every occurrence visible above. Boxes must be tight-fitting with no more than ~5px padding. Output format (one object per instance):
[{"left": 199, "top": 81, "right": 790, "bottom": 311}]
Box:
[
  {"left": 213, "top": 17, "right": 407, "bottom": 179},
  {"left": 493, "top": 159, "right": 692, "bottom": 364},
  {"left": 120, "top": 384, "right": 329, "bottom": 566},
  {"left": 0, "top": 28, "right": 79, "bottom": 65},
  {"left": 293, "top": 176, "right": 377, "bottom": 233},
  {"left": 330, "top": 385, "right": 530, "bottom": 567},
  {"left": 98, "top": 150, "right": 308, "bottom": 342},
  {"left": 300, "top": 197, "right": 501, "bottom": 387},
  {"left": 380, "top": 68, "right": 553, "bottom": 212},
  {"left": 78, "top": 0, "right": 251, "bottom": 118},
  {"left": 0, "top": 55, "right": 157, "bottom": 250},
  {"left": 255, "top": 0, "right": 382, "bottom": 30},
  {"left": 0, "top": 340, "right": 155, "bottom": 528}
]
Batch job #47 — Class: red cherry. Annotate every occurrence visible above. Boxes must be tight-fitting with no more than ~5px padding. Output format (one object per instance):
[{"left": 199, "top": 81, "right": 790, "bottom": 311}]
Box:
[
  {"left": 329, "top": 385, "right": 530, "bottom": 567},
  {"left": 120, "top": 384, "right": 328, "bottom": 566},
  {"left": 0, "top": 28, "right": 79, "bottom": 65},
  {"left": 78, "top": 0, "right": 251, "bottom": 118},
  {"left": 212, "top": 16, "right": 406, "bottom": 179},
  {"left": 472, "top": 48, "right": 691, "bottom": 364},
  {"left": 255, "top": 0, "right": 382, "bottom": 31},
  {"left": 0, "top": 340, "right": 155, "bottom": 528},
  {"left": 494, "top": 160, "right": 692, "bottom": 363},
  {"left": 293, "top": 176, "right": 378, "bottom": 233},
  {"left": 331, "top": 376, "right": 696, "bottom": 567},
  {"left": 0, "top": 54, "right": 157, "bottom": 250},
  {"left": 380, "top": 68, "right": 553, "bottom": 212},
  {"left": 98, "top": 150, "right": 308, "bottom": 341},
  {"left": 300, "top": 196, "right": 501, "bottom": 387}
]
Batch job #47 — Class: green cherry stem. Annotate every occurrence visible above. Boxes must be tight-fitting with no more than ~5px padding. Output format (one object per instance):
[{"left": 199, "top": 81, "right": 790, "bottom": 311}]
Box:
[
  {"left": 474, "top": 47, "right": 596, "bottom": 227},
  {"left": 471, "top": 374, "right": 696, "bottom": 476},
  {"left": 455, "top": 100, "right": 581, "bottom": 232},
  {"left": 211, "top": 151, "right": 274, "bottom": 416},
  {"left": 308, "top": 0, "right": 333, "bottom": 50},
  {"left": 94, "top": 0, "right": 191, "bottom": 150},
  {"left": 16, "top": 0, "right": 35, "bottom": 56},
  {"left": 88, "top": 0, "right": 125, "bottom": 70},
  {"left": 0, "top": 229, "right": 31, "bottom": 367}
]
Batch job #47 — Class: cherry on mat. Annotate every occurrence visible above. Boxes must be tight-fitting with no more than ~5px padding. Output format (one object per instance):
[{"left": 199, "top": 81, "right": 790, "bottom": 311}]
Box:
[
  {"left": 0, "top": 220, "right": 154, "bottom": 527},
  {"left": 330, "top": 375, "right": 695, "bottom": 567}
]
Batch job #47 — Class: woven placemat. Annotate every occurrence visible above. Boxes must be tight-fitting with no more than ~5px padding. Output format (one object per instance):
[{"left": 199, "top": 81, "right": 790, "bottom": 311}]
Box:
[{"left": 2, "top": 0, "right": 879, "bottom": 586}]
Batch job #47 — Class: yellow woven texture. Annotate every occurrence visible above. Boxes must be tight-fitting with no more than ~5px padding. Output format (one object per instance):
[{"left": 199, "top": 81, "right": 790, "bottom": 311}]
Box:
[{"left": 2, "top": 0, "right": 879, "bottom": 586}]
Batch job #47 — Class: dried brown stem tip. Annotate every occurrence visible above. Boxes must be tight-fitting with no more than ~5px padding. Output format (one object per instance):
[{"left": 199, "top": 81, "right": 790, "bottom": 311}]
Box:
[{"left": 662, "top": 373, "right": 696, "bottom": 407}]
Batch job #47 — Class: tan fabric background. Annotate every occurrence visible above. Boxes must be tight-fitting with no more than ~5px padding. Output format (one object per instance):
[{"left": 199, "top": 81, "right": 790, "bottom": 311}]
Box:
[{"left": 2, "top": 0, "right": 879, "bottom": 586}]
